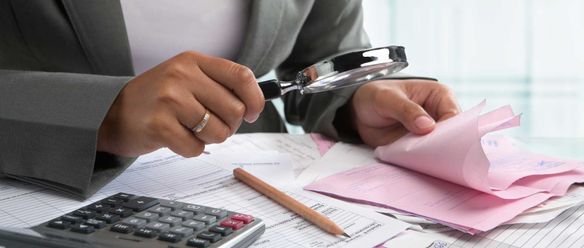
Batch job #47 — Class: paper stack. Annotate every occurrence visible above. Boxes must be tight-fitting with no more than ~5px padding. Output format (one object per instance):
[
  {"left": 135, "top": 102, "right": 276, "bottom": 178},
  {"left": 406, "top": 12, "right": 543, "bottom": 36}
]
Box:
[{"left": 305, "top": 101, "right": 584, "bottom": 234}]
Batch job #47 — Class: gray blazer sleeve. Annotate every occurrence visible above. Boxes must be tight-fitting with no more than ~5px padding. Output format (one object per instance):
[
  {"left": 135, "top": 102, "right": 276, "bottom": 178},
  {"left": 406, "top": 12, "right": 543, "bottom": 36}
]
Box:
[
  {"left": 0, "top": 70, "right": 134, "bottom": 198},
  {"left": 278, "top": 0, "right": 370, "bottom": 142}
]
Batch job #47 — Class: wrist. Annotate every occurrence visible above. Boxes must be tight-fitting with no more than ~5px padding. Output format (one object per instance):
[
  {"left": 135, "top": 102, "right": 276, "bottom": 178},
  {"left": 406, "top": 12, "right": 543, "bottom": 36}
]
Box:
[{"left": 332, "top": 95, "right": 361, "bottom": 143}]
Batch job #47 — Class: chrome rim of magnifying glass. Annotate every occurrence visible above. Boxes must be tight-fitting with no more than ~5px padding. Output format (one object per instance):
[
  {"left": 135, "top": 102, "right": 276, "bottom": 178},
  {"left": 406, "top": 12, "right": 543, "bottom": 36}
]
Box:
[{"left": 298, "top": 46, "right": 408, "bottom": 94}]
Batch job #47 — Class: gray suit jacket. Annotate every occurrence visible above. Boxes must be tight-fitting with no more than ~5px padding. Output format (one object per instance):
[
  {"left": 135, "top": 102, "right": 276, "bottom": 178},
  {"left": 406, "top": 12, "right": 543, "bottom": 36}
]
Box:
[{"left": 0, "top": 0, "right": 371, "bottom": 198}]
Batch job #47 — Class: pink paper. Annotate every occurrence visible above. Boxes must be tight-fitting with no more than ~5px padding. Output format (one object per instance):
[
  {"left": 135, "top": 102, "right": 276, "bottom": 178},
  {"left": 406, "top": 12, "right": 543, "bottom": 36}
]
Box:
[
  {"left": 374, "top": 101, "right": 580, "bottom": 199},
  {"left": 305, "top": 163, "right": 553, "bottom": 233},
  {"left": 310, "top": 133, "right": 336, "bottom": 156},
  {"left": 305, "top": 101, "right": 584, "bottom": 233}
]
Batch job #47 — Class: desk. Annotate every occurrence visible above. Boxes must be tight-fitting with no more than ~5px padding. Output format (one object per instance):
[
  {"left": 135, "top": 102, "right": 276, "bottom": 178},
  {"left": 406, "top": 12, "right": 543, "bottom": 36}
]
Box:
[
  {"left": 1, "top": 81, "right": 583, "bottom": 247},
  {"left": 0, "top": 133, "right": 409, "bottom": 248}
]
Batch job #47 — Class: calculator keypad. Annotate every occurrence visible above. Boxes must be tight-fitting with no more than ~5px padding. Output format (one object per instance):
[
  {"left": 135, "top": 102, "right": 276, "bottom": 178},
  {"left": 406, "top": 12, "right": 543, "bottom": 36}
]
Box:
[
  {"left": 122, "top": 196, "right": 159, "bottom": 211},
  {"left": 84, "top": 219, "right": 106, "bottom": 229},
  {"left": 134, "top": 211, "right": 159, "bottom": 221},
  {"left": 48, "top": 219, "right": 70, "bottom": 229},
  {"left": 41, "top": 193, "right": 260, "bottom": 247},
  {"left": 70, "top": 223, "right": 95, "bottom": 234}
]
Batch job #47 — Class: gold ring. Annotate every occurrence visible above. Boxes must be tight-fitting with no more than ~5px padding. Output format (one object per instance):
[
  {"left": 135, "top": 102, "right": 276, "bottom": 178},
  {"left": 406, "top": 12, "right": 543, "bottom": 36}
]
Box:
[{"left": 192, "top": 111, "right": 210, "bottom": 133}]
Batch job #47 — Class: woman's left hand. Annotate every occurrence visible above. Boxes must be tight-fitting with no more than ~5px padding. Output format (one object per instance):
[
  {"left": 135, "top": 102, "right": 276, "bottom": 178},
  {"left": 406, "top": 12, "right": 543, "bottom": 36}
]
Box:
[{"left": 350, "top": 79, "right": 460, "bottom": 147}]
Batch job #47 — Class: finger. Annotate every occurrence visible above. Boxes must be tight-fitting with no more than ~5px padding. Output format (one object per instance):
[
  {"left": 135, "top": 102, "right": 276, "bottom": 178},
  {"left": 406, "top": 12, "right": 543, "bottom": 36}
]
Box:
[
  {"left": 187, "top": 71, "right": 245, "bottom": 134},
  {"left": 374, "top": 88, "right": 436, "bottom": 135},
  {"left": 191, "top": 110, "right": 232, "bottom": 144},
  {"left": 157, "top": 117, "right": 205, "bottom": 157},
  {"left": 427, "top": 85, "right": 460, "bottom": 122},
  {"left": 172, "top": 94, "right": 232, "bottom": 144},
  {"left": 438, "top": 110, "right": 458, "bottom": 122},
  {"left": 194, "top": 53, "right": 265, "bottom": 122}
]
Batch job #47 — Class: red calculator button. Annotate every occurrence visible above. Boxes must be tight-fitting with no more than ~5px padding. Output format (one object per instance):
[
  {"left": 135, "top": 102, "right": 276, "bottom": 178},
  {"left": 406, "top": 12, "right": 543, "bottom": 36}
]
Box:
[
  {"left": 220, "top": 219, "right": 244, "bottom": 230},
  {"left": 230, "top": 214, "right": 254, "bottom": 224}
]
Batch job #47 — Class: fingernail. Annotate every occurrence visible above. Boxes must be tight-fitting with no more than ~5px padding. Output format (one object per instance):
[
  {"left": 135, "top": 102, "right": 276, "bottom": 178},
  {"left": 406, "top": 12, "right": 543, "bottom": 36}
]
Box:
[
  {"left": 415, "top": 116, "right": 435, "bottom": 130},
  {"left": 246, "top": 113, "right": 260, "bottom": 123}
]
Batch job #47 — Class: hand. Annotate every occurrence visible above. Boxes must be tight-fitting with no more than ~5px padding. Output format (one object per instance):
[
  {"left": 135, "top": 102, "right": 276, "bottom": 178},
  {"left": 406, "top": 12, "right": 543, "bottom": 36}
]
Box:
[
  {"left": 350, "top": 80, "right": 460, "bottom": 147},
  {"left": 97, "top": 51, "right": 265, "bottom": 157}
]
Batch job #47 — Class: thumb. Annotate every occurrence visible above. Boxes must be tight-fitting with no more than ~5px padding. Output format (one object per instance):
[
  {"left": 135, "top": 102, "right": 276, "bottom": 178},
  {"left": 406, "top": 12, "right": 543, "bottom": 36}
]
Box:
[{"left": 384, "top": 98, "right": 436, "bottom": 135}]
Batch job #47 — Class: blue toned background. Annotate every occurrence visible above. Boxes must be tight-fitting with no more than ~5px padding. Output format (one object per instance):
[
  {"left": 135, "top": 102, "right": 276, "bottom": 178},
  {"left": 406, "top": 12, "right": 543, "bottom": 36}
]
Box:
[
  {"left": 270, "top": 0, "right": 584, "bottom": 157},
  {"left": 362, "top": 0, "right": 584, "bottom": 140}
]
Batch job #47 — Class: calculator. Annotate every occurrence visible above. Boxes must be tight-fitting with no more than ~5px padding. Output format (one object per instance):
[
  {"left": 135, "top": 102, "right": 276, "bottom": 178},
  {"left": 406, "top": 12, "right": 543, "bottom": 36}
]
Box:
[{"left": 0, "top": 193, "right": 265, "bottom": 248}]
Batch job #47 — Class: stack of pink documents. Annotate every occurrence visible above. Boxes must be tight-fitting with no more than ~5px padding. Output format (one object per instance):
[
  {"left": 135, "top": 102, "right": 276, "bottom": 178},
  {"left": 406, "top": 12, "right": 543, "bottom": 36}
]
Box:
[{"left": 305, "top": 101, "right": 584, "bottom": 234}]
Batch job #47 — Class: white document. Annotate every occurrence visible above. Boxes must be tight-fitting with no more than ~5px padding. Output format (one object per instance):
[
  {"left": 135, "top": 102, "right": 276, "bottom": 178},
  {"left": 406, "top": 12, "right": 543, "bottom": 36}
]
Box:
[
  {"left": 381, "top": 230, "right": 448, "bottom": 248},
  {"left": 384, "top": 203, "right": 584, "bottom": 248},
  {"left": 210, "top": 151, "right": 296, "bottom": 187},
  {"left": 205, "top": 133, "right": 321, "bottom": 176},
  {"left": 0, "top": 145, "right": 409, "bottom": 247},
  {"left": 504, "top": 186, "right": 584, "bottom": 225},
  {"left": 296, "top": 142, "right": 377, "bottom": 185}
]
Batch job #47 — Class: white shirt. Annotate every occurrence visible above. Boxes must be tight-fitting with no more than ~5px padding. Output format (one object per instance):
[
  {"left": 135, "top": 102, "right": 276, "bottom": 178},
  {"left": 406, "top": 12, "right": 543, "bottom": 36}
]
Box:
[{"left": 120, "top": 0, "right": 250, "bottom": 74}]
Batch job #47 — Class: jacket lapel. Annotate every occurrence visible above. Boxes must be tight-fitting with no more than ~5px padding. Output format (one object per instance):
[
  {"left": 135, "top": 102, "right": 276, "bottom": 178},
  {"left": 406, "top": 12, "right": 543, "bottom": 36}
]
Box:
[
  {"left": 236, "top": 0, "right": 285, "bottom": 74},
  {"left": 61, "top": 0, "right": 134, "bottom": 76}
]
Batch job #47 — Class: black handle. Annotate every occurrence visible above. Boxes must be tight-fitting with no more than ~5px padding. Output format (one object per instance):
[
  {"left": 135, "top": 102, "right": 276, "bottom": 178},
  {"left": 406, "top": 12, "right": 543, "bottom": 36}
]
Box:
[{"left": 258, "top": 79, "right": 282, "bottom": 101}]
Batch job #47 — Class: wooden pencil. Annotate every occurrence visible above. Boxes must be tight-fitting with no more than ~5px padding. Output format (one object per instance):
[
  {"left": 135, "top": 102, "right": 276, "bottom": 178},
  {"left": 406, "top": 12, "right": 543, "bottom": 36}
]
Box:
[{"left": 233, "top": 168, "right": 350, "bottom": 238}]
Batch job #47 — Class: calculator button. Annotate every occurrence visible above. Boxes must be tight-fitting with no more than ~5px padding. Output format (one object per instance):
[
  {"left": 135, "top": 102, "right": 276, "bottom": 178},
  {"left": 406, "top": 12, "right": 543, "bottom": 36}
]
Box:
[
  {"left": 171, "top": 210, "right": 194, "bottom": 220},
  {"left": 48, "top": 219, "right": 70, "bottom": 229},
  {"left": 182, "top": 220, "right": 205, "bottom": 231},
  {"left": 231, "top": 214, "right": 254, "bottom": 224},
  {"left": 158, "top": 216, "right": 182, "bottom": 226},
  {"left": 187, "top": 238, "right": 210, "bottom": 248},
  {"left": 193, "top": 214, "right": 216, "bottom": 225},
  {"left": 112, "top": 193, "right": 134, "bottom": 202},
  {"left": 87, "top": 203, "right": 111, "bottom": 213},
  {"left": 160, "top": 200, "right": 183, "bottom": 210},
  {"left": 121, "top": 217, "right": 148, "bottom": 228},
  {"left": 122, "top": 197, "right": 159, "bottom": 212},
  {"left": 197, "top": 231, "right": 221, "bottom": 243},
  {"left": 134, "top": 211, "right": 159, "bottom": 222},
  {"left": 84, "top": 219, "right": 106, "bottom": 229},
  {"left": 96, "top": 213, "right": 121, "bottom": 224},
  {"left": 149, "top": 206, "right": 172, "bottom": 215},
  {"left": 72, "top": 209, "right": 96, "bottom": 219},
  {"left": 110, "top": 207, "right": 133, "bottom": 217},
  {"left": 204, "top": 208, "right": 228, "bottom": 219},
  {"left": 209, "top": 225, "right": 233, "bottom": 236},
  {"left": 182, "top": 204, "right": 206, "bottom": 214},
  {"left": 70, "top": 223, "right": 95, "bottom": 234},
  {"left": 110, "top": 223, "right": 133, "bottom": 234},
  {"left": 134, "top": 228, "right": 158, "bottom": 238},
  {"left": 158, "top": 232, "right": 182, "bottom": 243},
  {"left": 220, "top": 219, "right": 244, "bottom": 230},
  {"left": 60, "top": 214, "right": 83, "bottom": 224},
  {"left": 145, "top": 222, "right": 171, "bottom": 232},
  {"left": 102, "top": 198, "right": 122, "bottom": 206},
  {"left": 169, "top": 226, "right": 194, "bottom": 237}
]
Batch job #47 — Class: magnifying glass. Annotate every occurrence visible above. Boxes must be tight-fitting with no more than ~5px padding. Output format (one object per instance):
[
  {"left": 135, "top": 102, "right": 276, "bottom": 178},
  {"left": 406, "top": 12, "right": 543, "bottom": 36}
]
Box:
[{"left": 258, "top": 46, "right": 408, "bottom": 100}]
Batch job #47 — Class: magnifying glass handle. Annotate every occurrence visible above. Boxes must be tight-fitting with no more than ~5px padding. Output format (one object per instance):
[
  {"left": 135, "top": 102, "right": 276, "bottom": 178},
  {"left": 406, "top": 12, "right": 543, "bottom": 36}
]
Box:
[{"left": 258, "top": 79, "right": 282, "bottom": 101}]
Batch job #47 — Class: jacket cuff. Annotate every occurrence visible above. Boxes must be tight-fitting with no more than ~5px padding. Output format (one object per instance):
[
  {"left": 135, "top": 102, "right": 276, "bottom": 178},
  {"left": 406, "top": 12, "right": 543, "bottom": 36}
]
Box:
[{"left": 0, "top": 71, "right": 132, "bottom": 198}]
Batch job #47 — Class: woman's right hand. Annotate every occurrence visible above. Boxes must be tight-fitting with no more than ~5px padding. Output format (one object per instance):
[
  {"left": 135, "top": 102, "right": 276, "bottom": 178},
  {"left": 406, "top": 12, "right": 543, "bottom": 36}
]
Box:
[{"left": 97, "top": 51, "right": 265, "bottom": 157}]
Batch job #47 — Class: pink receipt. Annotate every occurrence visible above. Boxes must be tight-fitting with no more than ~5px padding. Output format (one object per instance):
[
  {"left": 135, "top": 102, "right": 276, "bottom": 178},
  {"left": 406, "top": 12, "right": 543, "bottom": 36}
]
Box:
[{"left": 305, "top": 101, "right": 584, "bottom": 233}]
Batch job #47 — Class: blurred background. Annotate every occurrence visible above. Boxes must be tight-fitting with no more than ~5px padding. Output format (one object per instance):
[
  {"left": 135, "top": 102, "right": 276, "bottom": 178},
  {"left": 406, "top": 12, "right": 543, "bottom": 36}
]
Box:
[
  {"left": 274, "top": 0, "right": 584, "bottom": 146},
  {"left": 362, "top": 0, "right": 584, "bottom": 139}
]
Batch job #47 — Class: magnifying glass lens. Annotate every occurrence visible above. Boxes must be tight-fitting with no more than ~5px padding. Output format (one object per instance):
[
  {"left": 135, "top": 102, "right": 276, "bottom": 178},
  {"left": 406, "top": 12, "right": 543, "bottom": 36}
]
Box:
[
  {"left": 258, "top": 46, "right": 408, "bottom": 100},
  {"left": 302, "top": 61, "right": 407, "bottom": 94}
]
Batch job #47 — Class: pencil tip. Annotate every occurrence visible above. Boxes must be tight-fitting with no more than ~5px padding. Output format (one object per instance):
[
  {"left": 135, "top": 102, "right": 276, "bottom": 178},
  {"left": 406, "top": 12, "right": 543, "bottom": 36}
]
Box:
[{"left": 342, "top": 233, "right": 351, "bottom": 238}]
